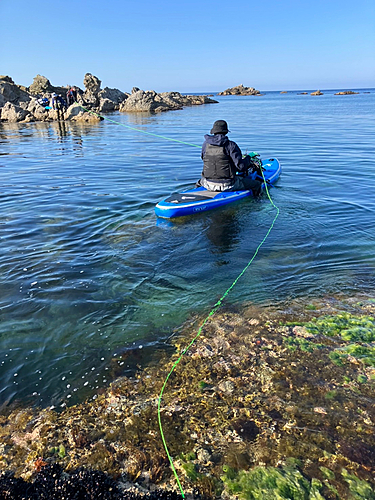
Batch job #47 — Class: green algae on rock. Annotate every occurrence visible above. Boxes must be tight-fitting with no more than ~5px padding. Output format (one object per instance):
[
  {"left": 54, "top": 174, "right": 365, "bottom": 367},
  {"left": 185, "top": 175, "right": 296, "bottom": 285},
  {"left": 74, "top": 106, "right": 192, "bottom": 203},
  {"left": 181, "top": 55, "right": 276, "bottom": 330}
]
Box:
[
  {"left": 0, "top": 294, "right": 374, "bottom": 498},
  {"left": 221, "top": 463, "right": 325, "bottom": 499}
]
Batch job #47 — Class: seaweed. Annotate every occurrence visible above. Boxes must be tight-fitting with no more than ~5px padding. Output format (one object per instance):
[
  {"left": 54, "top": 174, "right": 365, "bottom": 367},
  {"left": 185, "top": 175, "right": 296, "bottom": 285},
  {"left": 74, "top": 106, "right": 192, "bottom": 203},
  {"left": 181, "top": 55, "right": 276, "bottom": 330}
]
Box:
[
  {"left": 0, "top": 295, "right": 374, "bottom": 499},
  {"left": 221, "top": 463, "right": 324, "bottom": 499}
]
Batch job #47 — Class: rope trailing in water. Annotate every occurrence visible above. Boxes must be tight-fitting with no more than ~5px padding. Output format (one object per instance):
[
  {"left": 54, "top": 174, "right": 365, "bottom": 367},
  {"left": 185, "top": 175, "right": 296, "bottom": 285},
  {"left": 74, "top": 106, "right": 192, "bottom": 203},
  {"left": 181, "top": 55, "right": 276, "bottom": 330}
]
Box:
[
  {"left": 158, "top": 177, "right": 279, "bottom": 497},
  {"left": 79, "top": 106, "right": 201, "bottom": 148},
  {"left": 80, "top": 105, "right": 279, "bottom": 497}
]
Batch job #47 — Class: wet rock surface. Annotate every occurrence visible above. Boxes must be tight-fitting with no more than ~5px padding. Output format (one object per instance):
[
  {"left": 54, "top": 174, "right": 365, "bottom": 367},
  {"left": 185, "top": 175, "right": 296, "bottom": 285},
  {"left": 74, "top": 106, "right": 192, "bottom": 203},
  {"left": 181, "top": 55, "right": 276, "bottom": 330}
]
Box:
[{"left": 0, "top": 294, "right": 374, "bottom": 499}]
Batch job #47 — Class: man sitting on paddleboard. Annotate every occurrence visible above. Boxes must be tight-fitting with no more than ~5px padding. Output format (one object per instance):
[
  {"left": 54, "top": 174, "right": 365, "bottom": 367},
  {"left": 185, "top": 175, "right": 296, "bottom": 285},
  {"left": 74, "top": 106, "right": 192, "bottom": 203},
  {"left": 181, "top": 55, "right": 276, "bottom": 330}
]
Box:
[{"left": 197, "top": 120, "right": 262, "bottom": 195}]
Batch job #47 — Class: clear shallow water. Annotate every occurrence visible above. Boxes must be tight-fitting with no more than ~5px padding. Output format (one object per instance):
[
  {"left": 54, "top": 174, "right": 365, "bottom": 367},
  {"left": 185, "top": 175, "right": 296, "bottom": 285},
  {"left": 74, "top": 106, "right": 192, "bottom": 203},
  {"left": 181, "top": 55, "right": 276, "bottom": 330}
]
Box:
[{"left": 0, "top": 90, "right": 374, "bottom": 409}]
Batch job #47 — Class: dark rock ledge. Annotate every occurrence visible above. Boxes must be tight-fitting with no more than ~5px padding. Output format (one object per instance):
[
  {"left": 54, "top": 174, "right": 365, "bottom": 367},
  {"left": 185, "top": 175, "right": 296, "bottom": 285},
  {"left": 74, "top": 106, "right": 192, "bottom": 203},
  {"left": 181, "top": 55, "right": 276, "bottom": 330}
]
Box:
[{"left": 0, "top": 73, "right": 218, "bottom": 124}]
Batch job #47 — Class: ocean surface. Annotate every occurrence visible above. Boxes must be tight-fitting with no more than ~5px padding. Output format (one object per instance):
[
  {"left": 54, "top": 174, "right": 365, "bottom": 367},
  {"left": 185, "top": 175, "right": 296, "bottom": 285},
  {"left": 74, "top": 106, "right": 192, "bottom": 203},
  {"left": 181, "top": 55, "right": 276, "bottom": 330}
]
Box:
[{"left": 0, "top": 89, "right": 374, "bottom": 409}]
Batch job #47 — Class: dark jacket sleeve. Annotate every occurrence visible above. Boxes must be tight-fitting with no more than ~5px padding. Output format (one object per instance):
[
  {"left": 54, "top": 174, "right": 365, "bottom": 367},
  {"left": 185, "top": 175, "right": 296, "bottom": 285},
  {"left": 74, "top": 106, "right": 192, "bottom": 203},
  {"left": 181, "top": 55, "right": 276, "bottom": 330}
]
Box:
[{"left": 226, "top": 141, "right": 253, "bottom": 173}]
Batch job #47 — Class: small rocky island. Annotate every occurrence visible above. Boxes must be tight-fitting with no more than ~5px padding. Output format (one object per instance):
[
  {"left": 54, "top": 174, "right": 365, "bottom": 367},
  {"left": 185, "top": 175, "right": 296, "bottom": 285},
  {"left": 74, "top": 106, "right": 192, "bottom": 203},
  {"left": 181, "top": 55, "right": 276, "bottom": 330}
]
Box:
[
  {"left": 334, "top": 90, "right": 360, "bottom": 95},
  {"left": 0, "top": 73, "right": 218, "bottom": 123},
  {"left": 217, "top": 84, "right": 262, "bottom": 96}
]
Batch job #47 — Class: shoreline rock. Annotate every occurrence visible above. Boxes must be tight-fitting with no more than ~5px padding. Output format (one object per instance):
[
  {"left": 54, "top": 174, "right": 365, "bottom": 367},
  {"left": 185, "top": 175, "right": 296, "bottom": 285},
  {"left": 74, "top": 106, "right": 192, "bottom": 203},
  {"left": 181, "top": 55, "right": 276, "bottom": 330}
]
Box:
[
  {"left": 217, "top": 84, "right": 262, "bottom": 96},
  {"left": 119, "top": 89, "right": 217, "bottom": 113},
  {"left": 311, "top": 89, "right": 324, "bottom": 96},
  {"left": 0, "top": 73, "right": 218, "bottom": 124}
]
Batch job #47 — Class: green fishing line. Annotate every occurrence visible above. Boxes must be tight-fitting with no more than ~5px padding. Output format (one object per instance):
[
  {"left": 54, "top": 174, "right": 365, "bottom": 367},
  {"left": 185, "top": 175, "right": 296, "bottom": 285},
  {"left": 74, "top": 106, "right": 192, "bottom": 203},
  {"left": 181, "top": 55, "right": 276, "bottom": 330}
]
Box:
[
  {"left": 157, "top": 173, "right": 279, "bottom": 497},
  {"left": 79, "top": 104, "right": 279, "bottom": 497},
  {"left": 79, "top": 106, "right": 201, "bottom": 148}
]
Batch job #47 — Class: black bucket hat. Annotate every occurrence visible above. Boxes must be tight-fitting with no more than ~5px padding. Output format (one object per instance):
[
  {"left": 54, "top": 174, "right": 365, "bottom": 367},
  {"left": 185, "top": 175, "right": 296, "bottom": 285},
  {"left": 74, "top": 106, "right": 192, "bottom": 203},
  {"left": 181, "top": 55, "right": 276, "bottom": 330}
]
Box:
[{"left": 210, "top": 120, "right": 230, "bottom": 134}]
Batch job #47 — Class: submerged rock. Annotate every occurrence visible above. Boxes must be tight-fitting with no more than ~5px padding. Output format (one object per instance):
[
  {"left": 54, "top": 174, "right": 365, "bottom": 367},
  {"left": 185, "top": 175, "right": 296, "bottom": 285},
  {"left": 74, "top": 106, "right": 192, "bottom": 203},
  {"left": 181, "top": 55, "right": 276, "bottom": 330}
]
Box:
[{"left": 0, "top": 294, "right": 374, "bottom": 498}]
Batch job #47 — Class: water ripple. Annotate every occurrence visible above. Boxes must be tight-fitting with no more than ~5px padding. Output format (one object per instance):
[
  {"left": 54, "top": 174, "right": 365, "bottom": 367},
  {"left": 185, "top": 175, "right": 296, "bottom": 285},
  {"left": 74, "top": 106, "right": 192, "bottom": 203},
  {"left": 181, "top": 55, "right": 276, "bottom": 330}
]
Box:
[{"left": 0, "top": 91, "right": 375, "bottom": 407}]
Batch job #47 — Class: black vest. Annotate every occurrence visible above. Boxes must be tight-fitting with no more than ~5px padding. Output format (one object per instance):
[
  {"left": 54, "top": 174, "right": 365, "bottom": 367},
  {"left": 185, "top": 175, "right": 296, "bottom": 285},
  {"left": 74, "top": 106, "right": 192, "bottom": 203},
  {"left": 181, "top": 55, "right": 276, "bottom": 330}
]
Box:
[{"left": 202, "top": 143, "right": 236, "bottom": 180}]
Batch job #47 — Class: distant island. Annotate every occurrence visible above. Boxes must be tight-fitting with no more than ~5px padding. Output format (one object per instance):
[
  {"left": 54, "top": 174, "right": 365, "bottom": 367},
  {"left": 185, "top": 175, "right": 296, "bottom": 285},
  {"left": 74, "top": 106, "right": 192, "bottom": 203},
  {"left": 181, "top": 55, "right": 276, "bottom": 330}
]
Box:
[
  {"left": 334, "top": 90, "right": 360, "bottom": 95},
  {"left": 217, "top": 84, "right": 262, "bottom": 96},
  {"left": 0, "top": 73, "right": 218, "bottom": 123}
]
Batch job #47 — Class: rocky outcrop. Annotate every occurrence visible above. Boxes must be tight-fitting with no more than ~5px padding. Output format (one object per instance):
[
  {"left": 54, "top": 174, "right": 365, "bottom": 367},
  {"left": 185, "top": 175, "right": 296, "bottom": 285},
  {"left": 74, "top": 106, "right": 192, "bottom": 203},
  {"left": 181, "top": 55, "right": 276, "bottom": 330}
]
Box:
[
  {"left": 63, "top": 103, "right": 104, "bottom": 123},
  {"left": 0, "top": 73, "right": 217, "bottom": 123},
  {"left": 218, "top": 84, "right": 261, "bottom": 96},
  {"left": 98, "top": 87, "right": 129, "bottom": 112},
  {"left": 0, "top": 76, "right": 31, "bottom": 107},
  {"left": 119, "top": 89, "right": 217, "bottom": 113},
  {"left": 0, "top": 76, "right": 97, "bottom": 123},
  {"left": 334, "top": 91, "right": 359, "bottom": 95},
  {"left": 83, "top": 73, "right": 101, "bottom": 93},
  {"left": 28, "top": 74, "right": 53, "bottom": 95},
  {"left": 82, "top": 73, "right": 101, "bottom": 107},
  {"left": 28, "top": 74, "right": 69, "bottom": 97},
  {"left": 0, "top": 102, "right": 33, "bottom": 123},
  {"left": 311, "top": 90, "right": 323, "bottom": 96}
]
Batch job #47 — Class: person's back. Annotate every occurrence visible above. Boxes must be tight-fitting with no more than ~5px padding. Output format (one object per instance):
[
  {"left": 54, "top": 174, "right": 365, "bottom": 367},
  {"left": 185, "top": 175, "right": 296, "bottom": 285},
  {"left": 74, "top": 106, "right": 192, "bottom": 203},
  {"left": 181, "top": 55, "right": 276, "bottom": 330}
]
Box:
[
  {"left": 202, "top": 133, "right": 237, "bottom": 183},
  {"left": 197, "top": 120, "right": 262, "bottom": 195}
]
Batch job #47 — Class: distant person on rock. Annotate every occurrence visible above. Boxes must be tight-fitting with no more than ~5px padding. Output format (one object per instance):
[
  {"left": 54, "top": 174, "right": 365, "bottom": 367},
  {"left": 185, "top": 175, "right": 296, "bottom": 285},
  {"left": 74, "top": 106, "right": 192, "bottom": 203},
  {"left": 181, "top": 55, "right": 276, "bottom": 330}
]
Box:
[
  {"left": 51, "top": 93, "right": 67, "bottom": 120},
  {"left": 66, "top": 86, "right": 78, "bottom": 106},
  {"left": 196, "top": 120, "right": 263, "bottom": 195}
]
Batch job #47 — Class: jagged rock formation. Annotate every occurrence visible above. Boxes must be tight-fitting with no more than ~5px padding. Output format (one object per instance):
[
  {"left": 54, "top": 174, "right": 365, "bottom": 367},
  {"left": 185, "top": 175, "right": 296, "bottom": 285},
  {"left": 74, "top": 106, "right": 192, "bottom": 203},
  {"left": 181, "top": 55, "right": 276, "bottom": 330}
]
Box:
[
  {"left": 28, "top": 74, "right": 54, "bottom": 95},
  {"left": 0, "top": 73, "right": 217, "bottom": 122},
  {"left": 217, "top": 84, "right": 261, "bottom": 96},
  {"left": 119, "top": 89, "right": 217, "bottom": 113},
  {"left": 311, "top": 90, "right": 324, "bottom": 96}
]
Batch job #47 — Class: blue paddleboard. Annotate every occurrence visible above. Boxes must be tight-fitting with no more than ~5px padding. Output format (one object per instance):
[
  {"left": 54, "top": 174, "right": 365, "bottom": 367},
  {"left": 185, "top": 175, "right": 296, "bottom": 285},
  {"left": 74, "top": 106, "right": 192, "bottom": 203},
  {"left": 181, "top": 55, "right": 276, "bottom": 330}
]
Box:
[{"left": 155, "top": 158, "right": 281, "bottom": 219}]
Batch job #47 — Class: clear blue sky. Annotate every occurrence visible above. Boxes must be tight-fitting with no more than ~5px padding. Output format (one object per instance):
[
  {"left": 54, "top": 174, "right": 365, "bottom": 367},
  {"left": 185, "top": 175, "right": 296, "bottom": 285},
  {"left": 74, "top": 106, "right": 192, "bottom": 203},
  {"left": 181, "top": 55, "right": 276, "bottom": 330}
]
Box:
[{"left": 1, "top": 0, "right": 374, "bottom": 92}]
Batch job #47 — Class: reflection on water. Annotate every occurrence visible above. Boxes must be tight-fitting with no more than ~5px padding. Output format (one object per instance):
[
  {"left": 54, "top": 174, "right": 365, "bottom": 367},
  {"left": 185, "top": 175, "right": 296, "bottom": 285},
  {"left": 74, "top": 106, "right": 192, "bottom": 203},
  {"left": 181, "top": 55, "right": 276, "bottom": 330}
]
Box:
[
  {"left": 203, "top": 207, "right": 243, "bottom": 255},
  {"left": 0, "top": 90, "right": 375, "bottom": 409}
]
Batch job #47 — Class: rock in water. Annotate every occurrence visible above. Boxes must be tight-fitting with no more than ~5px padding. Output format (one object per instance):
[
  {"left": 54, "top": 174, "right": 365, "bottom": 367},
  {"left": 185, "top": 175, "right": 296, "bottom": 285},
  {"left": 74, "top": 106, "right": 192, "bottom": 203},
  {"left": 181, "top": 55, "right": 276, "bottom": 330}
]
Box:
[{"left": 218, "top": 84, "right": 261, "bottom": 95}]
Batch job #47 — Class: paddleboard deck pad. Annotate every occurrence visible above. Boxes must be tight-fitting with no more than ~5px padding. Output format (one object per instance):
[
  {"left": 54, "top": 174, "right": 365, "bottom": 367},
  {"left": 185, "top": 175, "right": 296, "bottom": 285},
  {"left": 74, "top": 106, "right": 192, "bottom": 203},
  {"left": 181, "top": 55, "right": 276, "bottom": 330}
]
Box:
[{"left": 155, "top": 158, "right": 281, "bottom": 218}]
